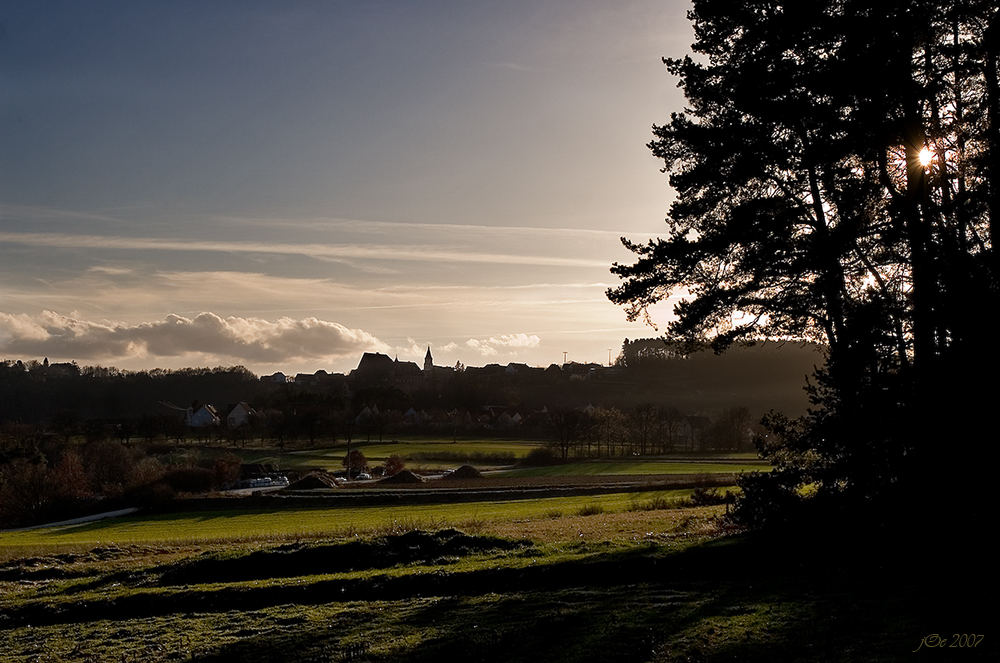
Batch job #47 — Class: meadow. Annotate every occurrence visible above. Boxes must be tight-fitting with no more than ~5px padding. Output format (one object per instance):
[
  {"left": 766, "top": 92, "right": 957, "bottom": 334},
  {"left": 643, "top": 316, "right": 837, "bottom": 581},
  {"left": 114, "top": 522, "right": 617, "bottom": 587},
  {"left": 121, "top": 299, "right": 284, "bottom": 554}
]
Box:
[
  {"left": 497, "top": 459, "right": 768, "bottom": 477},
  {"left": 2, "top": 443, "right": 976, "bottom": 662},
  {"left": 231, "top": 438, "right": 767, "bottom": 476},
  {"left": 1, "top": 499, "right": 979, "bottom": 662},
  {"left": 0, "top": 488, "right": 708, "bottom": 552},
  {"left": 233, "top": 438, "right": 544, "bottom": 469}
]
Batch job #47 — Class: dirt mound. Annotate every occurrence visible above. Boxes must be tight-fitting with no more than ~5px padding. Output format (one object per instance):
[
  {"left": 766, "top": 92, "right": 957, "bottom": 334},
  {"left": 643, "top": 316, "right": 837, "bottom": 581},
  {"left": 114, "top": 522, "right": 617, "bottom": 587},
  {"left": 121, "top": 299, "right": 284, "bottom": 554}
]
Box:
[
  {"left": 286, "top": 473, "right": 338, "bottom": 490},
  {"left": 158, "top": 528, "right": 531, "bottom": 585},
  {"left": 445, "top": 465, "right": 482, "bottom": 479},
  {"left": 378, "top": 469, "right": 425, "bottom": 484}
]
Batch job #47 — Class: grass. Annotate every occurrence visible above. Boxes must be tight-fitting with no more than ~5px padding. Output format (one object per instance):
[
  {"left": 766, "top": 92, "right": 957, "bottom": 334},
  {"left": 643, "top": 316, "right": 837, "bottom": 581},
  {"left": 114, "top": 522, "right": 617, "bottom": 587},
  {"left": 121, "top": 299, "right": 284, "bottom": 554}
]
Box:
[
  {"left": 499, "top": 459, "right": 768, "bottom": 477},
  {"left": 2, "top": 520, "right": 984, "bottom": 663},
  {"left": 0, "top": 488, "right": 712, "bottom": 551},
  {"left": 0, "top": 532, "right": 715, "bottom": 663},
  {"left": 233, "top": 438, "right": 544, "bottom": 468},
  {"left": 228, "top": 441, "right": 764, "bottom": 470}
]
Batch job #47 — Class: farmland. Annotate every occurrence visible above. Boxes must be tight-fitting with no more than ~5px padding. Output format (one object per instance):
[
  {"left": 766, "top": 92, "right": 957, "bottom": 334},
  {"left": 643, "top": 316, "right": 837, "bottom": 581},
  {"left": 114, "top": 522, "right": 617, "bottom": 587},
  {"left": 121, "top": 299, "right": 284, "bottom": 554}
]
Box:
[
  {"left": 235, "top": 438, "right": 542, "bottom": 470},
  {"left": 0, "top": 443, "right": 984, "bottom": 662},
  {"left": 230, "top": 439, "right": 768, "bottom": 475},
  {"left": 1, "top": 501, "right": 984, "bottom": 662},
  {"left": 0, "top": 488, "right": 710, "bottom": 551},
  {"left": 497, "top": 459, "right": 769, "bottom": 477}
]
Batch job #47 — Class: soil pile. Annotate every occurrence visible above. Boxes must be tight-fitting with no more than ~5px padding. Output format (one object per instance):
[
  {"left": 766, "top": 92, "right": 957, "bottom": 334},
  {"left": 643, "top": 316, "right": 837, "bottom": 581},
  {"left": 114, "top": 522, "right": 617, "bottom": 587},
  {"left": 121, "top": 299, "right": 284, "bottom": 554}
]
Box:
[
  {"left": 378, "top": 469, "right": 425, "bottom": 484},
  {"left": 286, "top": 473, "right": 338, "bottom": 490},
  {"left": 445, "top": 465, "right": 482, "bottom": 480}
]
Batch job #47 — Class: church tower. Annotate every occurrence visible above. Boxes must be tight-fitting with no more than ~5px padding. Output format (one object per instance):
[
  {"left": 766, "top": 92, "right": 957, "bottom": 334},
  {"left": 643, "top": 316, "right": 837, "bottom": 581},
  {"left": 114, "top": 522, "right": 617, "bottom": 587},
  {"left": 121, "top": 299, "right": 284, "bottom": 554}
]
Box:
[{"left": 424, "top": 346, "right": 433, "bottom": 373}]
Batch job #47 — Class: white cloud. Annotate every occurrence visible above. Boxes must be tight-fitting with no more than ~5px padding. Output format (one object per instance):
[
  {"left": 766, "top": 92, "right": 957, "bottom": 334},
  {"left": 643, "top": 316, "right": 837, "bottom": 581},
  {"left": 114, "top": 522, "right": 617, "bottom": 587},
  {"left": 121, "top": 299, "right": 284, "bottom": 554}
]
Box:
[
  {"left": 86, "top": 265, "right": 134, "bottom": 276},
  {"left": 465, "top": 333, "right": 542, "bottom": 357},
  {"left": 0, "top": 311, "right": 388, "bottom": 364}
]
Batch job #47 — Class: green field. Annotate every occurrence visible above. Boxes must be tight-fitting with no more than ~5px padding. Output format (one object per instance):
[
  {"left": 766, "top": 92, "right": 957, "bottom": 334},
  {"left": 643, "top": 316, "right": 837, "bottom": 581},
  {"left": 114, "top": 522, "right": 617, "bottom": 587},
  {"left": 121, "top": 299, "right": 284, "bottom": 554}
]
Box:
[
  {"left": 234, "top": 438, "right": 544, "bottom": 469},
  {"left": 0, "top": 488, "right": 706, "bottom": 550},
  {"left": 232, "top": 441, "right": 765, "bottom": 471},
  {"left": 0, "top": 516, "right": 975, "bottom": 663},
  {"left": 498, "top": 459, "right": 769, "bottom": 477}
]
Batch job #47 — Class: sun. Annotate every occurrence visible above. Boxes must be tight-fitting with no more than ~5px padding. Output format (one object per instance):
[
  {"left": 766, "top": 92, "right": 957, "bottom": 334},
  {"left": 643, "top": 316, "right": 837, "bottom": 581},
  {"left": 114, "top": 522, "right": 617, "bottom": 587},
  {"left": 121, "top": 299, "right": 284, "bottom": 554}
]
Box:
[{"left": 918, "top": 147, "right": 934, "bottom": 167}]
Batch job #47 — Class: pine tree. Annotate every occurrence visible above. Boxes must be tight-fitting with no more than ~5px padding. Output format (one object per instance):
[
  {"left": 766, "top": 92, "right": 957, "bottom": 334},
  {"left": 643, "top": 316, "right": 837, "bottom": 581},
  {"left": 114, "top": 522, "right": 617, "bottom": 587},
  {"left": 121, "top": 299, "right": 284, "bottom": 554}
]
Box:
[{"left": 609, "top": 0, "right": 999, "bottom": 524}]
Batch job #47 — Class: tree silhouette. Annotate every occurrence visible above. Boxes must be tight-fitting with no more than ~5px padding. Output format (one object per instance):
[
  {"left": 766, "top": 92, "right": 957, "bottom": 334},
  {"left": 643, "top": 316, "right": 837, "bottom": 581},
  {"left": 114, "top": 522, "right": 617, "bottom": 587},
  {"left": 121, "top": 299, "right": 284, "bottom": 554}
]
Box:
[{"left": 609, "top": 0, "right": 998, "bottom": 525}]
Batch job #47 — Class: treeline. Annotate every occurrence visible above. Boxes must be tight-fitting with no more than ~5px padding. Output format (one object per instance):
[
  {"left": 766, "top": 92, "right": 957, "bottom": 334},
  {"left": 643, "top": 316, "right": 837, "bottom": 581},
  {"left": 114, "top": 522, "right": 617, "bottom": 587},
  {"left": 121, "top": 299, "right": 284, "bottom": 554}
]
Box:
[
  {"left": 0, "top": 361, "right": 272, "bottom": 425},
  {"left": 542, "top": 405, "right": 756, "bottom": 462},
  {"left": 0, "top": 343, "right": 821, "bottom": 440},
  {"left": 0, "top": 437, "right": 242, "bottom": 528}
]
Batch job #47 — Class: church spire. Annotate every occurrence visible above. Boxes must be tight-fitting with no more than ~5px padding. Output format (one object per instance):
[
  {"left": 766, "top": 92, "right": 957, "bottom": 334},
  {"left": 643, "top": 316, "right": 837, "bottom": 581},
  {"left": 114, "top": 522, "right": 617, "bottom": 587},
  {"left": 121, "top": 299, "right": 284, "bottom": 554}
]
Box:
[{"left": 424, "top": 345, "right": 433, "bottom": 372}]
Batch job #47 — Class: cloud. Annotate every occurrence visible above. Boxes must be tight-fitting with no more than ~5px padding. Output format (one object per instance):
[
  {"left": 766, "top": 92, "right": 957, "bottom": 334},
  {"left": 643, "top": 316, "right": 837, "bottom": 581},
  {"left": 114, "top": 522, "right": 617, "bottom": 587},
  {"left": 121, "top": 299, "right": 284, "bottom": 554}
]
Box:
[
  {"left": 465, "top": 333, "right": 542, "bottom": 357},
  {"left": 209, "top": 214, "right": 639, "bottom": 238},
  {"left": 0, "top": 231, "right": 608, "bottom": 268},
  {"left": 86, "top": 265, "right": 134, "bottom": 275},
  {"left": 0, "top": 311, "right": 387, "bottom": 364}
]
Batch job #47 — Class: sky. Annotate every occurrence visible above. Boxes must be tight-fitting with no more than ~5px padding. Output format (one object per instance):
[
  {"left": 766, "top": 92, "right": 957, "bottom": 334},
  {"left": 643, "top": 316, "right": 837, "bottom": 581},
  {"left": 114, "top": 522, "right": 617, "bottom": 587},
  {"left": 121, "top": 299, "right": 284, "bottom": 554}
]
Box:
[{"left": 0, "top": 0, "right": 693, "bottom": 375}]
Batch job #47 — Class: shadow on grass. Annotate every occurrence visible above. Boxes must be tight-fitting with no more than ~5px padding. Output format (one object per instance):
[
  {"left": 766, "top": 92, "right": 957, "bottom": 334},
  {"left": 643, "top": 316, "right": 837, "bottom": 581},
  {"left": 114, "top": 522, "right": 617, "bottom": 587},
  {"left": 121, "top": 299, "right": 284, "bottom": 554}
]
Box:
[
  {"left": 193, "top": 532, "right": 995, "bottom": 663},
  {"left": 7, "top": 531, "right": 993, "bottom": 663}
]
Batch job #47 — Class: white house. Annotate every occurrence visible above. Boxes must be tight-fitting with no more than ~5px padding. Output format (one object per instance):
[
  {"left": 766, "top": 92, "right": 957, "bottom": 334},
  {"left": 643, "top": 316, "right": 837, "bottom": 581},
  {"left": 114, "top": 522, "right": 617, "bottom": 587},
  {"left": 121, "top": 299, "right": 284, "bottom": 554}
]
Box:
[{"left": 186, "top": 404, "right": 221, "bottom": 427}]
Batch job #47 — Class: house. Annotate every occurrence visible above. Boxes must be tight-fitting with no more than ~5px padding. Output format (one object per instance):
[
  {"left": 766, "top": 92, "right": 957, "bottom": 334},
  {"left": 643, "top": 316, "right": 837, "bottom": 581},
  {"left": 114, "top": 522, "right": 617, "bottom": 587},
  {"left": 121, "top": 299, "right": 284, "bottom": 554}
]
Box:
[
  {"left": 186, "top": 402, "right": 221, "bottom": 427},
  {"left": 351, "top": 352, "right": 395, "bottom": 383},
  {"left": 226, "top": 402, "right": 256, "bottom": 428}
]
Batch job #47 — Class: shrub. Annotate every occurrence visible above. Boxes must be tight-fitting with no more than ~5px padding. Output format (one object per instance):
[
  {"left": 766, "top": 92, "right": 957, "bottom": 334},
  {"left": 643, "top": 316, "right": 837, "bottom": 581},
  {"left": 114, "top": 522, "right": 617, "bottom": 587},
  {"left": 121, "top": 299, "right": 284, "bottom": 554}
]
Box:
[
  {"left": 212, "top": 453, "right": 242, "bottom": 487},
  {"left": 162, "top": 467, "right": 215, "bottom": 494},
  {"left": 519, "top": 447, "right": 562, "bottom": 467},
  {"left": 729, "top": 470, "right": 803, "bottom": 529},
  {"left": 628, "top": 496, "right": 674, "bottom": 511},
  {"left": 384, "top": 454, "right": 405, "bottom": 476},
  {"left": 685, "top": 487, "right": 729, "bottom": 507},
  {"left": 343, "top": 450, "right": 368, "bottom": 473},
  {"left": 576, "top": 503, "right": 604, "bottom": 516}
]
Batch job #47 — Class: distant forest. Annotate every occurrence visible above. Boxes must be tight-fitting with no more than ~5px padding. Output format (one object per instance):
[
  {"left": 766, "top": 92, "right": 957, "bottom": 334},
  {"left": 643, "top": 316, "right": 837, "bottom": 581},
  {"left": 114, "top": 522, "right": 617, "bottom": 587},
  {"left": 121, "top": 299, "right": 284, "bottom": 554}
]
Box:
[{"left": 0, "top": 341, "right": 824, "bottom": 431}]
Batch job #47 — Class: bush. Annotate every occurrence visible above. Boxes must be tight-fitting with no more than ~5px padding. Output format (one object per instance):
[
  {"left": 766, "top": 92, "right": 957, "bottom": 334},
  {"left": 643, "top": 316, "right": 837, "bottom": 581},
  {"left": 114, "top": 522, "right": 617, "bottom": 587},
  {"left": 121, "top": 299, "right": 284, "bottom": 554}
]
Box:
[
  {"left": 519, "top": 447, "right": 562, "bottom": 467},
  {"left": 576, "top": 503, "right": 604, "bottom": 516},
  {"left": 628, "top": 496, "right": 674, "bottom": 511},
  {"left": 384, "top": 454, "right": 405, "bottom": 476},
  {"left": 685, "top": 487, "right": 731, "bottom": 507},
  {"left": 212, "top": 453, "right": 242, "bottom": 487},
  {"left": 729, "top": 470, "right": 803, "bottom": 529},
  {"left": 343, "top": 450, "right": 368, "bottom": 473}
]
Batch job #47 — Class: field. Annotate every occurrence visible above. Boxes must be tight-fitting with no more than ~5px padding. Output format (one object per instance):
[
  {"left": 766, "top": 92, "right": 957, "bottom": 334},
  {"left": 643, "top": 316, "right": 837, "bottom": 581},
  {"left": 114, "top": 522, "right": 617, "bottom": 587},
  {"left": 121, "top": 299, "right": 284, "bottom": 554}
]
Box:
[
  {"left": 1, "top": 502, "right": 986, "bottom": 662},
  {"left": 231, "top": 439, "right": 770, "bottom": 477},
  {"left": 234, "top": 438, "right": 544, "bottom": 470},
  {"left": 497, "top": 459, "right": 769, "bottom": 477},
  {"left": 0, "top": 488, "right": 709, "bottom": 551},
  {"left": 1, "top": 443, "right": 983, "bottom": 662}
]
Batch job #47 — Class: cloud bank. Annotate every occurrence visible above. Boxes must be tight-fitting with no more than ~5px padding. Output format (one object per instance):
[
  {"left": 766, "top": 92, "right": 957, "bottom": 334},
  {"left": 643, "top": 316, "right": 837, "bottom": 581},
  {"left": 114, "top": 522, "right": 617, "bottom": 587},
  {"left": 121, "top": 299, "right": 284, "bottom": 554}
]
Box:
[{"left": 0, "top": 311, "right": 387, "bottom": 364}]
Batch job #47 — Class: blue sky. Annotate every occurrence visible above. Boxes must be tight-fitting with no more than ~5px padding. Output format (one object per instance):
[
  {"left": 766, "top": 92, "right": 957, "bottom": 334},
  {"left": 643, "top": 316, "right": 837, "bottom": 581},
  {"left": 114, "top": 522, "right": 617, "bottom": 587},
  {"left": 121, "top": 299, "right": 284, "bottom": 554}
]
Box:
[{"left": 1, "top": 0, "right": 692, "bottom": 373}]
